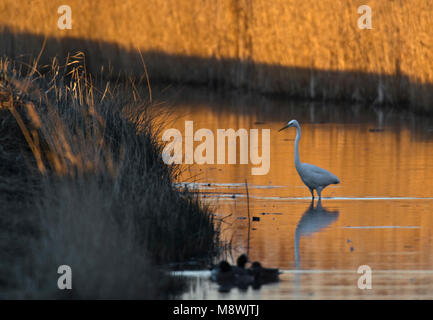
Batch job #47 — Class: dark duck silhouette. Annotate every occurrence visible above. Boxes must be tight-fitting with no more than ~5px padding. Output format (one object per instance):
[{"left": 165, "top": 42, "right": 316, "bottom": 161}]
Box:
[
  {"left": 211, "top": 254, "right": 279, "bottom": 291},
  {"left": 210, "top": 254, "right": 250, "bottom": 282},
  {"left": 248, "top": 261, "right": 280, "bottom": 289}
]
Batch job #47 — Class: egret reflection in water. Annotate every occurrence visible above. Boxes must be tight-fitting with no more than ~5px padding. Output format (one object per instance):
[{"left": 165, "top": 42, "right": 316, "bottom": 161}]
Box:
[{"left": 294, "top": 199, "right": 339, "bottom": 269}]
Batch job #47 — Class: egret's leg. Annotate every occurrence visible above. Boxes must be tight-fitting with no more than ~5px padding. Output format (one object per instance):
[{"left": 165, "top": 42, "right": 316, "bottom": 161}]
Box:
[
  {"left": 316, "top": 197, "right": 322, "bottom": 208},
  {"left": 309, "top": 188, "right": 314, "bottom": 201},
  {"left": 317, "top": 187, "right": 323, "bottom": 199},
  {"left": 308, "top": 188, "right": 314, "bottom": 201}
]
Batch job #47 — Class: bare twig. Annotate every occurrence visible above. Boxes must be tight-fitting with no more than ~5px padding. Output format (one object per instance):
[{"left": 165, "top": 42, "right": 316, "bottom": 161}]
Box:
[{"left": 245, "top": 179, "right": 251, "bottom": 257}]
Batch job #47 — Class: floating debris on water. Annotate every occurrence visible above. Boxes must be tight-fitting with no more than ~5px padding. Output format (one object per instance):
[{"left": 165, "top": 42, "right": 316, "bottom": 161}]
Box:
[{"left": 260, "top": 212, "right": 283, "bottom": 215}]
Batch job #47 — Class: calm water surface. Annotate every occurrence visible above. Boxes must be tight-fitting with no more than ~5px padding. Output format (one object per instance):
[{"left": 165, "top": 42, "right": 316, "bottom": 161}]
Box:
[{"left": 155, "top": 86, "right": 433, "bottom": 299}]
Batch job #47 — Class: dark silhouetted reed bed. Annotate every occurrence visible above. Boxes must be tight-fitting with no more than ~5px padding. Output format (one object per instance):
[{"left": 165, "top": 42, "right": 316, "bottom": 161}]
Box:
[{"left": 0, "top": 53, "right": 219, "bottom": 299}]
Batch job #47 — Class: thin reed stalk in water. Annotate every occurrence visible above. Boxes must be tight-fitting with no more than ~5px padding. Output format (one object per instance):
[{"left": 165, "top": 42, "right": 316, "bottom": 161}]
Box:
[{"left": 245, "top": 179, "right": 251, "bottom": 257}]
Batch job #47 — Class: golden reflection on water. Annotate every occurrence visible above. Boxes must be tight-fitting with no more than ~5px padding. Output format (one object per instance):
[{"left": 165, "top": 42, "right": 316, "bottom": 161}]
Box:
[{"left": 157, "top": 88, "right": 433, "bottom": 298}]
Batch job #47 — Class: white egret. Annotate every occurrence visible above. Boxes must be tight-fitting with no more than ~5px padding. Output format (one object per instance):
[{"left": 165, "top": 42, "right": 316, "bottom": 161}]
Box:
[{"left": 279, "top": 120, "right": 340, "bottom": 200}]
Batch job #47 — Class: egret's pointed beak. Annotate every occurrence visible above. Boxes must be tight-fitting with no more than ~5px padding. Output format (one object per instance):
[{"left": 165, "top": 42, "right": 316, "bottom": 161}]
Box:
[{"left": 278, "top": 124, "right": 290, "bottom": 132}]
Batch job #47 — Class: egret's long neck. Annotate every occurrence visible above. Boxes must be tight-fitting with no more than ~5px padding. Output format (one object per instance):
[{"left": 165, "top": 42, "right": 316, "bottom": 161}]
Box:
[{"left": 294, "top": 123, "right": 301, "bottom": 167}]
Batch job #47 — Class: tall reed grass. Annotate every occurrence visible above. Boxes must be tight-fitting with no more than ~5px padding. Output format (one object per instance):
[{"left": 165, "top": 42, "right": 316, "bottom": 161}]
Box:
[
  {"left": 1, "top": 0, "right": 432, "bottom": 111},
  {"left": 0, "top": 52, "right": 219, "bottom": 298}
]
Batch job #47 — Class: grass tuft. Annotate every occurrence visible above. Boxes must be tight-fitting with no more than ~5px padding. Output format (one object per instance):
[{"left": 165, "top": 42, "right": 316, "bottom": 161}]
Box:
[{"left": 0, "top": 53, "right": 219, "bottom": 299}]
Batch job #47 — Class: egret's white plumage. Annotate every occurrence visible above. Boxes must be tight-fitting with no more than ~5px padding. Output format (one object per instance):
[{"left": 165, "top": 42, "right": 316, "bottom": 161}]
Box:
[{"left": 279, "top": 119, "right": 340, "bottom": 200}]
